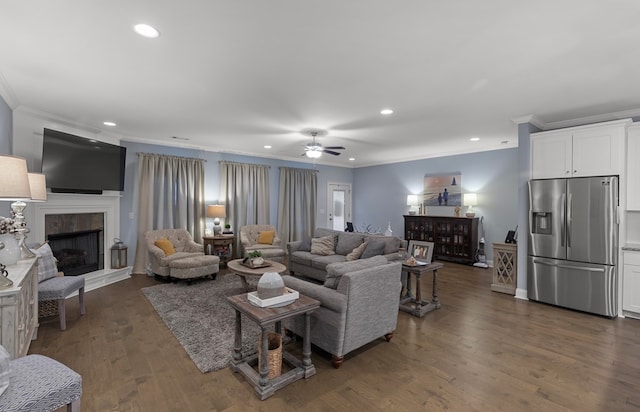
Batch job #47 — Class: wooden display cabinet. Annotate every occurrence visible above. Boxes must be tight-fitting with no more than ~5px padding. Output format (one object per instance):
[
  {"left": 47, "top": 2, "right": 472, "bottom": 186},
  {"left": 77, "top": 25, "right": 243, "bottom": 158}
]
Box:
[{"left": 404, "top": 215, "right": 478, "bottom": 265}]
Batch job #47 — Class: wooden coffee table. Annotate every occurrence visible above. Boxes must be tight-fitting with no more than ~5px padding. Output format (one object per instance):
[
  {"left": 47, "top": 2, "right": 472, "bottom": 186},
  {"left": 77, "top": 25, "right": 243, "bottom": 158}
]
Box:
[{"left": 227, "top": 259, "right": 287, "bottom": 291}]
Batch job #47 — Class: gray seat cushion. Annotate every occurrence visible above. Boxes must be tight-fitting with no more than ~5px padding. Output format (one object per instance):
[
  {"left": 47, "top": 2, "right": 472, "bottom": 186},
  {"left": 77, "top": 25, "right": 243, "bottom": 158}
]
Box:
[{"left": 38, "top": 276, "right": 85, "bottom": 301}]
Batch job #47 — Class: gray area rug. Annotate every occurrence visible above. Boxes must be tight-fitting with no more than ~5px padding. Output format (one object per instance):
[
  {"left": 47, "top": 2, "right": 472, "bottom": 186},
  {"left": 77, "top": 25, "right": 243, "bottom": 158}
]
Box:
[{"left": 141, "top": 273, "right": 261, "bottom": 373}]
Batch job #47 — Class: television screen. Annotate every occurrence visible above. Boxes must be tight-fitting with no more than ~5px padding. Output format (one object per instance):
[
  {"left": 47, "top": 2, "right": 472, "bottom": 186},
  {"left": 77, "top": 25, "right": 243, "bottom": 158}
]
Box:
[{"left": 41, "top": 128, "right": 126, "bottom": 194}]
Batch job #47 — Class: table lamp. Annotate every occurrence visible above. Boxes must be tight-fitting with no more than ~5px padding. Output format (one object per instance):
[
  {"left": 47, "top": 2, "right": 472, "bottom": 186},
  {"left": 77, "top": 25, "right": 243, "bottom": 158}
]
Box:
[
  {"left": 463, "top": 193, "right": 477, "bottom": 218},
  {"left": 0, "top": 155, "right": 32, "bottom": 287},
  {"left": 207, "top": 205, "right": 226, "bottom": 236},
  {"left": 406, "top": 195, "right": 419, "bottom": 215}
]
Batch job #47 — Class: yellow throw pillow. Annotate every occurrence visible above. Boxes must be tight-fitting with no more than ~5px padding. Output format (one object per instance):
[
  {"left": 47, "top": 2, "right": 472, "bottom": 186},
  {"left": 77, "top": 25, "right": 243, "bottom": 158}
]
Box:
[
  {"left": 154, "top": 238, "right": 176, "bottom": 256},
  {"left": 258, "top": 230, "right": 275, "bottom": 245}
]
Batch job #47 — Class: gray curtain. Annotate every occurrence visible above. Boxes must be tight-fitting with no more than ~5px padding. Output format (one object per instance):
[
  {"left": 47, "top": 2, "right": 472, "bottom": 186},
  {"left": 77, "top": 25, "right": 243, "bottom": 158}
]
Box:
[
  {"left": 133, "top": 153, "right": 205, "bottom": 274},
  {"left": 220, "top": 161, "right": 270, "bottom": 250},
  {"left": 277, "top": 167, "right": 317, "bottom": 245}
]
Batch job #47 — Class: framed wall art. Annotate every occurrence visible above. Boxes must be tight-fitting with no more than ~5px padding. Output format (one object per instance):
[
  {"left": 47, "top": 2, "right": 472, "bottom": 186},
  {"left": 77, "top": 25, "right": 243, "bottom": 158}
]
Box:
[
  {"left": 423, "top": 172, "right": 462, "bottom": 207},
  {"left": 407, "top": 240, "right": 434, "bottom": 264}
]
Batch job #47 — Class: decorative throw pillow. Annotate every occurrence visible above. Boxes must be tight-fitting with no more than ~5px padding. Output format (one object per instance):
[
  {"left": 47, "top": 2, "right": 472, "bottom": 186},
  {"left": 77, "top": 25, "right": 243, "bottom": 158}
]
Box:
[
  {"left": 154, "top": 238, "right": 176, "bottom": 256},
  {"left": 360, "top": 238, "right": 387, "bottom": 259},
  {"left": 346, "top": 241, "right": 368, "bottom": 261},
  {"left": 0, "top": 344, "right": 10, "bottom": 397},
  {"left": 258, "top": 230, "right": 275, "bottom": 245},
  {"left": 310, "top": 235, "right": 335, "bottom": 256},
  {"left": 32, "top": 243, "right": 59, "bottom": 282}
]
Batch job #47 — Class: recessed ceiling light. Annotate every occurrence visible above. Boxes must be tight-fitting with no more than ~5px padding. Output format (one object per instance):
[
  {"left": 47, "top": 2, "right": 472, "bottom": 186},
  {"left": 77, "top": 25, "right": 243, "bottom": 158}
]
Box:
[
  {"left": 264, "top": 145, "right": 272, "bottom": 149},
  {"left": 349, "top": 157, "right": 355, "bottom": 161},
  {"left": 470, "top": 137, "right": 480, "bottom": 141},
  {"left": 134, "top": 23, "right": 160, "bottom": 38},
  {"left": 380, "top": 109, "right": 394, "bottom": 115},
  {"left": 103, "top": 121, "right": 116, "bottom": 127}
]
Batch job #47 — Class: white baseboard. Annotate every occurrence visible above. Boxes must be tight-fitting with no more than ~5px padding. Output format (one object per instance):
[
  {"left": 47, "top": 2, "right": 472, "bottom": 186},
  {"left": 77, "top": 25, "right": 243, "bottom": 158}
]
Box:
[{"left": 515, "top": 288, "right": 528, "bottom": 300}]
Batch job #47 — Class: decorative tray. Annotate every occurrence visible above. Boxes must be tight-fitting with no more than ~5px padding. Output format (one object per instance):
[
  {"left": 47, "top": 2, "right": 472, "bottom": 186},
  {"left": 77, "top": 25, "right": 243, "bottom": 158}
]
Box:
[
  {"left": 403, "top": 260, "right": 428, "bottom": 267},
  {"left": 248, "top": 288, "right": 299, "bottom": 308},
  {"left": 240, "top": 260, "right": 272, "bottom": 269}
]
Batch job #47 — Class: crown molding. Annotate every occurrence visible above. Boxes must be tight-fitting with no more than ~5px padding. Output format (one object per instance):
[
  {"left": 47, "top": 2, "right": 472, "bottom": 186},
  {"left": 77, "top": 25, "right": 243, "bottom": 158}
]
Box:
[
  {"left": 512, "top": 108, "right": 640, "bottom": 131},
  {"left": 511, "top": 115, "right": 545, "bottom": 130}
]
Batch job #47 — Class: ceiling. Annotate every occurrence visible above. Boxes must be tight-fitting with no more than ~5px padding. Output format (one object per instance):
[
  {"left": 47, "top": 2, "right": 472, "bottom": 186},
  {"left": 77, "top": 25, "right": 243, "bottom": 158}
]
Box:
[{"left": 2, "top": 1, "right": 640, "bottom": 167}]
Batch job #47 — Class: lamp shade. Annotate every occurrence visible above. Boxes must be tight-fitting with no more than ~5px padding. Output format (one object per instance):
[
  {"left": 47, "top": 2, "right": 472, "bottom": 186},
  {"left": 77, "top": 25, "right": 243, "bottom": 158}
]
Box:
[
  {"left": 463, "top": 193, "right": 478, "bottom": 206},
  {"left": 0, "top": 155, "right": 31, "bottom": 200},
  {"left": 406, "top": 194, "right": 418, "bottom": 206},
  {"left": 27, "top": 173, "right": 47, "bottom": 201},
  {"left": 207, "top": 204, "right": 226, "bottom": 219}
]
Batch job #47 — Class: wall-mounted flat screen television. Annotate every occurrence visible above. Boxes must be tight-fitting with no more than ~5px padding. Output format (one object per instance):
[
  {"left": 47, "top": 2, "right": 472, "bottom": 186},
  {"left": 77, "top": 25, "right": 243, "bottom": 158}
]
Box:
[{"left": 41, "top": 128, "right": 126, "bottom": 194}]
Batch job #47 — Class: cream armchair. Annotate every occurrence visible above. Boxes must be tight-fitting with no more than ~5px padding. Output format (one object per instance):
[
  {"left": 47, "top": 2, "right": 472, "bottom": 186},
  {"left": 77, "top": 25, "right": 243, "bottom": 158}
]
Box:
[
  {"left": 144, "top": 228, "right": 219, "bottom": 282},
  {"left": 239, "top": 224, "right": 285, "bottom": 263}
]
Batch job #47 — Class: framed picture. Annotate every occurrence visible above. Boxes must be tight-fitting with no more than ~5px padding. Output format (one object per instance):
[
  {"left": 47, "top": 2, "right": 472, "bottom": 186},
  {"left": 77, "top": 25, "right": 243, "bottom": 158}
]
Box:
[
  {"left": 423, "top": 172, "right": 462, "bottom": 207},
  {"left": 408, "top": 240, "right": 434, "bottom": 264}
]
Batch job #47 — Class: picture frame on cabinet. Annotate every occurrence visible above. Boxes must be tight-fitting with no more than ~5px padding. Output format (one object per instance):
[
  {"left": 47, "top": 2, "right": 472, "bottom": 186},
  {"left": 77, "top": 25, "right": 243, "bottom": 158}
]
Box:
[{"left": 408, "top": 240, "right": 434, "bottom": 264}]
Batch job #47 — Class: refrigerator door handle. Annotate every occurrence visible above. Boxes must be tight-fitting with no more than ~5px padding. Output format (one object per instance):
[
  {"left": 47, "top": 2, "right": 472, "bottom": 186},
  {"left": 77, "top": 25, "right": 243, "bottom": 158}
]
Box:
[
  {"left": 560, "top": 192, "right": 566, "bottom": 247},
  {"left": 566, "top": 192, "right": 572, "bottom": 248},
  {"left": 532, "top": 258, "right": 606, "bottom": 272}
]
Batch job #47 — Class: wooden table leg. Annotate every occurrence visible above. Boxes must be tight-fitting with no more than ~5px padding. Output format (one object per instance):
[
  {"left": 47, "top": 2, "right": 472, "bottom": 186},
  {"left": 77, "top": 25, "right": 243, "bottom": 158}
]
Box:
[
  {"left": 259, "top": 327, "right": 269, "bottom": 387},
  {"left": 414, "top": 272, "right": 422, "bottom": 309},
  {"left": 239, "top": 275, "right": 249, "bottom": 292},
  {"left": 231, "top": 310, "right": 243, "bottom": 366},
  {"left": 301, "top": 311, "right": 316, "bottom": 378},
  {"left": 432, "top": 268, "right": 440, "bottom": 308}
]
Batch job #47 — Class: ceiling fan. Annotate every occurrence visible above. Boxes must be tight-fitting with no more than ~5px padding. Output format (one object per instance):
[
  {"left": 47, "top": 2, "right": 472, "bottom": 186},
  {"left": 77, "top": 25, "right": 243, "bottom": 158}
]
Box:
[{"left": 301, "top": 129, "right": 345, "bottom": 158}]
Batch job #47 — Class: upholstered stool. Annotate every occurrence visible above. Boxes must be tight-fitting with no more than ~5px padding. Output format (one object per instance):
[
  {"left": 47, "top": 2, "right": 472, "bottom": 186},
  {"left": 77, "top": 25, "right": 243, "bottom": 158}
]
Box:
[
  {"left": 38, "top": 276, "right": 86, "bottom": 331},
  {"left": 0, "top": 354, "right": 82, "bottom": 411},
  {"left": 169, "top": 254, "right": 220, "bottom": 281}
]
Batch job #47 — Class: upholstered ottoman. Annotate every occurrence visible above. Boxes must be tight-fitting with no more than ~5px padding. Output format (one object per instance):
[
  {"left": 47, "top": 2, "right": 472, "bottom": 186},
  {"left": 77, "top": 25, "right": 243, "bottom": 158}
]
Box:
[
  {"left": 169, "top": 255, "right": 220, "bottom": 281},
  {"left": 0, "top": 354, "right": 82, "bottom": 411}
]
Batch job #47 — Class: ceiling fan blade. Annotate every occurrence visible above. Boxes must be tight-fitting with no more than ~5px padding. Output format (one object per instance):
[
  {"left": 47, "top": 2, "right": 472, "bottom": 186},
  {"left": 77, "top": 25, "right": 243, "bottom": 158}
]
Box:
[
  {"left": 323, "top": 150, "right": 342, "bottom": 156},
  {"left": 323, "top": 146, "right": 345, "bottom": 150}
]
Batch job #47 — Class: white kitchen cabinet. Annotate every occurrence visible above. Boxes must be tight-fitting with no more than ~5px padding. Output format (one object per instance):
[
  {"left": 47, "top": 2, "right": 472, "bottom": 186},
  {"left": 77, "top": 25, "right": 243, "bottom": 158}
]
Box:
[
  {"left": 626, "top": 125, "right": 640, "bottom": 210},
  {"left": 623, "top": 250, "right": 640, "bottom": 318},
  {"left": 0, "top": 258, "right": 38, "bottom": 358},
  {"left": 531, "top": 119, "right": 629, "bottom": 179}
]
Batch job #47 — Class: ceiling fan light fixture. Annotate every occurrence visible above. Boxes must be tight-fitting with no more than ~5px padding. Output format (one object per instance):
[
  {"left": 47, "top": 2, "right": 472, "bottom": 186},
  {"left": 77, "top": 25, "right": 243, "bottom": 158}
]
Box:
[{"left": 306, "top": 149, "right": 322, "bottom": 159}]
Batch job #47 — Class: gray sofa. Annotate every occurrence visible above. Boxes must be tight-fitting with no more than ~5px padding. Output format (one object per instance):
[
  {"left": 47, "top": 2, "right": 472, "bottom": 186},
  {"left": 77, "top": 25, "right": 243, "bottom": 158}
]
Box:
[
  {"left": 283, "top": 255, "right": 402, "bottom": 368},
  {"left": 287, "top": 227, "right": 406, "bottom": 283}
]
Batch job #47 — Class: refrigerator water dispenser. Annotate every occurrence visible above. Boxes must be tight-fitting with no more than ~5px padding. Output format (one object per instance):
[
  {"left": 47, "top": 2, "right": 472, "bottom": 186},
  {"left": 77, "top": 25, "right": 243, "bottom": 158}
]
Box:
[{"left": 532, "top": 212, "right": 552, "bottom": 235}]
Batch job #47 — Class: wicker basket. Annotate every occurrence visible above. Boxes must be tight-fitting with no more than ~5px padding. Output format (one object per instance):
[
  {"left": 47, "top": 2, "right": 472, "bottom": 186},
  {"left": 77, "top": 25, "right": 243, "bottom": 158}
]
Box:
[
  {"left": 258, "top": 332, "right": 282, "bottom": 379},
  {"left": 39, "top": 300, "right": 59, "bottom": 318}
]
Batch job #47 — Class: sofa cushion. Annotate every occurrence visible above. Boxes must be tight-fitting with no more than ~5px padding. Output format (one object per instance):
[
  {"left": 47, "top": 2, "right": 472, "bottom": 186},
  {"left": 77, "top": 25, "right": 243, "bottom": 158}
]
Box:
[
  {"left": 346, "top": 241, "right": 368, "bottom": 261},
  {"left": 335, "top": 233, "right": 365, "bottom": 255},
  {"left": 298, "top": 235, "right": 312, "bottom": 252},
  {"left": 258, "top": 230, "right": 275, "bottom": 245},
  {"left": 290, "top": 251, "right": 315, "bottom": 266},
  {"left": 311, "top": 235, "right": 335, "bottom": 256},
  {"left": 361, "top": 238, "right": 387, "bottom": 259},
  {"left": 311, "top": 254, "right": 347, "bottom": 271},
  {"left": 154, "top": 238, "right": 176, "bottom": 256},
  {"left": 368, "top": 235, "right": 402, "bottom": 255},
  {"left": 324, "top": 255, "right": 389, "bottom": 289}
]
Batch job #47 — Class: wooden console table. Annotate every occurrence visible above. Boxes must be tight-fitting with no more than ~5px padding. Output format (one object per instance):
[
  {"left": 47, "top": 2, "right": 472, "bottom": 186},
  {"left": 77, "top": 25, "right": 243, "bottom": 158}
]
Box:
[
  {"left": 203, "top": 234, "right": 235, "bottom": 267},
  {"left": 400, "top": 261, "right": 444, "bottom": 317},
  {"left": 226, "top": 293, "right": 320, "bottom": 400}
]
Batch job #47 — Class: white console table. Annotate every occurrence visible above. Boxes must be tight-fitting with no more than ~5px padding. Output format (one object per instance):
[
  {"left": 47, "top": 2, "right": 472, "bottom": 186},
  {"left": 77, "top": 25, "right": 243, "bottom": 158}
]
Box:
[{"left": 0, "top": 258, "right": 39, "bottom": 358}]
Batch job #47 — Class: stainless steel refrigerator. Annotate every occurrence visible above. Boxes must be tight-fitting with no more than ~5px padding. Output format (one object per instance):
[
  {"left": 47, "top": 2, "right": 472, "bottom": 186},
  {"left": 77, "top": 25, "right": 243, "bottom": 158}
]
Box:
[{"left": 528, "top": 176, "right": 618, "bottom": 317}]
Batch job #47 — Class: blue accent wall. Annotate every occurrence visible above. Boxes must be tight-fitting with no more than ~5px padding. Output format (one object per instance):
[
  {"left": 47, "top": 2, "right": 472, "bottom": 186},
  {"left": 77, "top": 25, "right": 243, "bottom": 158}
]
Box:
[{"left": 353, "top": 148, "right": 519, "bottom": 260}]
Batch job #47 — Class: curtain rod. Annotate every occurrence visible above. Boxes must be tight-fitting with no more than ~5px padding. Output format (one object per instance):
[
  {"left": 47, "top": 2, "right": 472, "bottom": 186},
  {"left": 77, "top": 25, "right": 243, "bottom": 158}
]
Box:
[
  {"left": 137, "top": 152, "right": 207, "bottom": 162},
  {"left": 218, "top": 160, "right": 270, "bottom": 168},
  {"left": 279, "top": 166, "right": 318, "bottom": 172}
]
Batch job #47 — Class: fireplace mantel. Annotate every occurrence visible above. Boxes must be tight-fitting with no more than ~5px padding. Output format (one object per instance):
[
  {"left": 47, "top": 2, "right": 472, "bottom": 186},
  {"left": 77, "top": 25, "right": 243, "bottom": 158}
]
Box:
[{"left": 29, "top": 191, "right": 131, "bottom": 292}]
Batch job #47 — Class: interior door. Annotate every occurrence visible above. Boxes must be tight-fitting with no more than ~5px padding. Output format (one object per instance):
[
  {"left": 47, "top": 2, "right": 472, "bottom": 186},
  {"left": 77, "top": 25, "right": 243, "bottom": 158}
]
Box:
[{"left": 327, "top": 183, "right": 352, "bottom": 231}]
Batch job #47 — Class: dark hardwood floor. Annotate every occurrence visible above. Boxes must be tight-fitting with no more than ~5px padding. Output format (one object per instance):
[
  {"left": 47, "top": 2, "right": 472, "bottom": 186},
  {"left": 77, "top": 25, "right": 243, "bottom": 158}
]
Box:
[{"left": 30, "top": 263, "right": 640, "bottom": 411}]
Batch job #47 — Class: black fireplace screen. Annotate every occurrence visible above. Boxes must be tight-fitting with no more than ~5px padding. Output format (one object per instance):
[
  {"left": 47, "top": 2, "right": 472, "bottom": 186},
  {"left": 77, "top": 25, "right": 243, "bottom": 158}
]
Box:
[{"left": 47, "top": 229, "right": 103, "bottom": 276}]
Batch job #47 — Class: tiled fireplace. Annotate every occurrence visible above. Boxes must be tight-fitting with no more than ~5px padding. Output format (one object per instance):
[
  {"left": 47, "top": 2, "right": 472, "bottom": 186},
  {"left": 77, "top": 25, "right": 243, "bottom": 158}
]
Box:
[{"left": 30, "top": 192, "right": 131, "bottom": 292}]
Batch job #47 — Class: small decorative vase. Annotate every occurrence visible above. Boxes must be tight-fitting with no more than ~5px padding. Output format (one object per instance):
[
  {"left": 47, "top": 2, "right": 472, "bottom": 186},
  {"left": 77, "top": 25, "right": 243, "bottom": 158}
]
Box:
[
  {"left": 252, "top": 256, "right": 264, "bottom": 266},
  {"left": 257, "top": 272, "right": 285, "bottom": 299},
  {"left": 0, "top": 234, "right": 20, "bottom": 266}
]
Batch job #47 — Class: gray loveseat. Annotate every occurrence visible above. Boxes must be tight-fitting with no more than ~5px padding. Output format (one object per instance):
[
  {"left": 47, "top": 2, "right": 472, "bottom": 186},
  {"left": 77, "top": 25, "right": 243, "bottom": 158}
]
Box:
[
  {"left": 283, "top": 255, "right": 403, "bottom": 368},
  {"left": 287, "top": 227, "right": 406, "bottom": 283}
]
